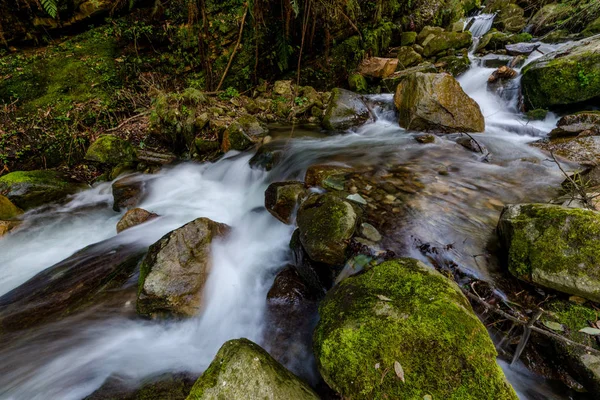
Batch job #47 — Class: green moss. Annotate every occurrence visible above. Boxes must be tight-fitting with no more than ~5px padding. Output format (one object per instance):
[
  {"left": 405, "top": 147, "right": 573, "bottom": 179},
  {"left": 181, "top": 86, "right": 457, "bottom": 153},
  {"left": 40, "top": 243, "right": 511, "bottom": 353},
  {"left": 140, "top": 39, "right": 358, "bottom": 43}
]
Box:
[
  {"left": 0, "top": 194, "right": 23, "bottom": 220},
  {"left": 314, "top": 258, "right": 517, "bottom": 399},
  {"left": 526, "top": 109, "right": 548, "bottom": 121},
  {"left": 0, "top": 170, "right": 81, "bottom": 209},
  {"left": 348, "top": 73, "right": 368, "bottom": 93},
  {"left": 85, "top": 135, "right": 137, "bottom": 165}
]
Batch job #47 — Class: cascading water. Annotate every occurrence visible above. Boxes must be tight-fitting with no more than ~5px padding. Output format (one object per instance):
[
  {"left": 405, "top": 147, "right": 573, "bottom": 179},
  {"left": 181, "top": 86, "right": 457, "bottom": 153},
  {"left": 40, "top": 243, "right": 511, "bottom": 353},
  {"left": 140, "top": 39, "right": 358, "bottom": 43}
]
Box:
[
  {"left": 0, "top": 38, "right": 585, "bottom": 399},
  {"left": 467, "top": 12, "right": 496, "bottom": 49}
]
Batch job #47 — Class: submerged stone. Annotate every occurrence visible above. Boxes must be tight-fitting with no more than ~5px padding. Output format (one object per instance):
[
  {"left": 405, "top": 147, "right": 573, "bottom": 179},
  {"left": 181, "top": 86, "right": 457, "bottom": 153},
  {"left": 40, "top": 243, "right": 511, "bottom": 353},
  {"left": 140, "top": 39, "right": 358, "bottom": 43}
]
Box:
[
  {"left": 186, "top": 338, "right": 319, "bottom": 400},
  {"left": 313, "top": 258, "right": 518, "bottom": 399},
  {"left": 498, "top": 204, "right": 600, "bottom": 302}
]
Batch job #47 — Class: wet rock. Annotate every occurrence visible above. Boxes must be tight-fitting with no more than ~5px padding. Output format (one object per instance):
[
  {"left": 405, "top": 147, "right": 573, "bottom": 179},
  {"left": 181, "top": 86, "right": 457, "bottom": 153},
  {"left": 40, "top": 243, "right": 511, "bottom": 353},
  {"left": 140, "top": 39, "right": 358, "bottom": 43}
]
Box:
[
  {"left": 0, "top": 220, "right": 21, "bottom": 238},
  {"left": 186, "top": 338, "right": 319, "bottom": 399},
  {"left": 505, "top": 42, "right": 541, "bottom": 56},
  {"left": 394, "top": 72, "right": 485, "bottom": 133},
  {"left": 112, "top": 175, "right": 147, "bottom": 212},
  {"left": 267, "top": 266, "right": 319, "bottom": 304},
  {"left": 84, "top": 372, "right": 197, "bottom": 400},
  {"left": 85, "top": 135, "right": 137, "bottom": 165},
  {"left": 221, "top": 114, "right": 268, "bottom": 152},
  {"left": 116, "top": 208, "right": 159, "bottom": 233},
  {"left": 396, "top": 47, "right": 422, "bottom": 69},
  {"left": 304, "top": 164, "right": 352, "bottom": 190},
  {"left": 194, "top": 138, "right": 220, "bottom": 156},
  {"left": 488, "top": 66, "right": 518, "bottom": 83},
  {"left": 435, "top": 55, "right": 470, "bottom": 77},
  {"left": 0, "top": 170, "right": 83, "bottom": 210},
  {"left": 0, "top": 195, "right": 22, "bottom": 220},
  {"left": 480, "top": 54, "right": 513, "bottom": 68},
  {"left": 348, "top": 73, "right": 368, "bottom": 93},
  {"left": 550, "top": 111, "right": 600, "bottom": 138},
  {"left": 273, "top": 80, "right": 294, "bottom": 98},
  {"left": 487, "top": 0, "right": 526, "bottom": 33},
  {"left": 0, "top": 239, "right": 146, "bottom": 332},
  {"left": 313, "top": 258, "right": 518, "bottom": 399},
  {"left": 416, "top": 26, "right": 472, "bottom": 57},
  {"left": 522, "top": 36, "right": 600, "bottom": 109},
  {"left": 400, "top": 31, "right": 417, "bottom": 46},
  {"left": 359, "top": 222, "right": 381, "bottom": 242},
  {"left": 533, "top": 136, "right": 600, "bottom": 164},
  {"left": 456, "top": 136, "right": 488, "bottom": 154},
  {"left": 289, "top": 229, "right": 333, "bottom": 294},
  {"left": 382, "top": 62, "right": 437, "bottom": 92},
  {"left": 498, "top": 204, "right": 600, "bottom": 302},
  {"left": 249, "top": 142, "right": 283, "bottom": 171},
  {"left": 414, "top": 134, "right": 436, "bottom": 143},
  {"left": 322, "top": 88, "right": 373, "bottom": 131},
  {"left": 265, "top": 181, "right": 307, "bottom": 224},
  {"left": 136, "top": 149, "right": 177, "bottom": 166},
  {"left": 296, "top": 193, "right": 357, "bottom": 265},
  {"left": 357, "top": 57, "right": 398, "bottom": 78},
  {"left": 136, "top": 217, "right": 230, "bottom": 318}
]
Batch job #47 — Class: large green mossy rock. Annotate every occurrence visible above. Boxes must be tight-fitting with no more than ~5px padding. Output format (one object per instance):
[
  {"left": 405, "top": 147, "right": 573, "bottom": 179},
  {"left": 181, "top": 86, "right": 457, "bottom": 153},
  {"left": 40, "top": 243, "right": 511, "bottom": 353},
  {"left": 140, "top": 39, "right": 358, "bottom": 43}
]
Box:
[
  {"left": 313, "top": 258, "right": 518, "bottom": 400},
  {"left": 322, "top": 88, "right": 372, "bottom": 131},
  {"left": 186, "top": 338, "right": 319, "bottom": 400},
  {"left": 394, "top": 72, "right": 485, "bottom": 133},
  {"left": 0, "top": 170, "right": 83, "bottom": 210},
  {"left": 486, "top": 0, "right": 526, "bottom": 33},
  {"left": 522, "top": 35, "right": 600, "bottom": 109},
  {"left": 0, "top": 195, "right": 23, "bottom": 220},
  {"left": 137, "top": 217, "right": 230, "bottom": 318},
  {"left": 296, "top": 193, "right": 357, "bottom": 265},
  {"left": 416, "top": 26, "right": 472, "bottom": 57},
  {"left": 498, "top": 204, "right": 600, "bottom": 302},
  {"left": 85, "top": 135, "right": 136, "bottom": 165},
  {"left": 221, "top": 115, "right": 268, "bottom": 152}
]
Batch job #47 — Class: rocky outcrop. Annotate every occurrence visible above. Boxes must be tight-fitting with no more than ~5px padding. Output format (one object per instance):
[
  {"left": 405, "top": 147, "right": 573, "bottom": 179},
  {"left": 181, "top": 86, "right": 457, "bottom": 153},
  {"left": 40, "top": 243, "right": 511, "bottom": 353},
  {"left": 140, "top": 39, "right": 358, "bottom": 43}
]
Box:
[
  {"left": 550, "top": 111, "right": 600, "bottom": 138},
  {"left": 296, "top": 193, "right": 357, "bottom": 265},
  {"left": 498, "top": 204, "right": 600, "bottom": 302},
  {"left": 313, "top": 258, "right": 518, "bottom": 399},
  {"left": 185, "top": 338, "right": 319, "bottom": 400},
  {"left": 322, "top": 88, "right": 373, "bottom": 131},
  {"left": 264, "top": 182, "right": 307, "bottom": 224},
  {"left": 85, "top": 135, "right": 137, "bottom": 165},
  {"left": 357, "top": 57, "right": 398, "bottom": 78},
  {"left": 137, "top": 217, "right": 230, "bottom": 318},
  {"left": 396, "top": 47, "right": 423, "bottom": 69},
  {"left": 0, "top": 170, "right": 83, "bottom": 210},
  {"left": 116, "top": 208, "right": 159, "bottom": 233},
  {"left": 394, "top": 72, "right": 485, "bottom": 133},
  {"left": 486, "top": 0, "right": 526, "bottom": 33},
  {"left": 522, "top": 35, "right": 600, "bottom": 109},
  {"left": 382, "top": 63, "right": 437, "bottom": 92}
]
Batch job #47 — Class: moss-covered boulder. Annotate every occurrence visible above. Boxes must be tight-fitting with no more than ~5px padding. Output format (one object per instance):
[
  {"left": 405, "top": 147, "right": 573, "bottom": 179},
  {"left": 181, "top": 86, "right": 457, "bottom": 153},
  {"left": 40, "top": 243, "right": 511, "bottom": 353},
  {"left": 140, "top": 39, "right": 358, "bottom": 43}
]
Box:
[
  {"left": 486, "top": 0, "right": 526, "bottom": 33},
  {"left": 264, "top": 181, "right": 307, "bottom": 224},
  {"left": 313, "top": 258, "right": 518, "bottom": 399},
  {"left": 498, "top": 204, "right": 600, "bottom": 302},
  {"left": 0, "top": 170, "right": 83, "bottom": 210},
  {"left": 322, "top": 88, "right": 373, "bottom": 131},
  {"left": 296, "top": 193, "right": 357, "bottom": 265},
  {"left": 584, "top": 16, "right": 600, "bottom": 36},
  {"left": 221, "top": 115, "right": 268, "bottom": 152},
  {"left": 348, "top": 73, "right": 368, "bottom": 93},
  {"left": 116, "top": 208, "right": 159, "bottom": 233},
  {"left": 137, "top": 217, "right": 230, "bottom": 318},
  {"left": 186, "top": 338, "right": 319, "bottom": 400},
  {"left": 84, "top": 372, "right": 197, "bottom": 400},
  {"left": 394, "top": 72, "right": 485, "bottom": 133},
  {"left": 416, "top": 26, "right": 472, "bottom": 57},
  {"left": 382, "top": 63, "right": 438, "bottom": 92},
  {"left": 521, "top": 35, "right": 600, "bottom": 109},
  {"left": 397, "top": 47, "right": 423, "bottom": 69},
  {"left": 436, "top": 55, "right": 471, "bottom": 76},
  {"left": 0, "top": 195, "right": 23, "bottom": 220},
  {"left": 85, "top": 135, "right": 137, "bottom": 165},
  {"left": 401, "top": 31, "right": 418, "bottom": 46},
  {"left": 529, "top": 3, "right": 572, "bottom": 36},
  {"left": 304, "top": 164, "right": 353, "bottom": 190}
]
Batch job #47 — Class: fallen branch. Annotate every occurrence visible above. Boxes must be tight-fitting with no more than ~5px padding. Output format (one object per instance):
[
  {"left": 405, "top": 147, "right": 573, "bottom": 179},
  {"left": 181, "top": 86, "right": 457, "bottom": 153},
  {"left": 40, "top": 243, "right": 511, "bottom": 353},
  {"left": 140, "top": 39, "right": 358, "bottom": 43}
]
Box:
[
  {"left": 104, "top": 111, "right": 150, "bottom": 133},
  {"left": 549, "top": 150, "right": 594, "bottom": 209},
  {"left": 215, "top": 5, "right": 249, "bottom": 92}
]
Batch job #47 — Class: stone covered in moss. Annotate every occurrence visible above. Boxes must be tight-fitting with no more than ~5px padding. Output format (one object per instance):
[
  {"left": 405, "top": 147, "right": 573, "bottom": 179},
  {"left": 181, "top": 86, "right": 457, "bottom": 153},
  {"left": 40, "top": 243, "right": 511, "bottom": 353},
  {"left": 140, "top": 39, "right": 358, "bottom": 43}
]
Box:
[
  {"left": 436, "top": 55, "right": 471, "bottom": 76},
  {"left": 382, "top": 63, "right": 438, "bottom": 92},
  {"left": 221, "top": 115, "right": 268, "bottom": 152},
  {"left": 416, "top": 26, "right": 472, "bottom": 57},
  {"left": 0, "top": 170, "right": 83, "bottom": 210},
  {"left": 85, "top": 135, "right": 137, "bottom": 165},
  {"left": 0, "top": 195, "right": 23, "bottom": 220},
  {"left": 394, "top": 72, "right": 485, "bottom": 133},
  {"left": 487, "top": 0, "right": 526, "bottom": 33},
  {"left": 348, "top": 73, "right": 368, "bottom": 93},
  {"left": 137, "top": 217, "right": 230, "bottom": 318},
  {"left": 313, "top": 258, "right": 518, "bottom": 399},
  {"left": 401, "top": 31, "right": 418, "bottom": 46},
  {"left": 498, "top": 204, "right": 600, "bottom": 301},
  {"left": 85, "top": 372, "right": 196, "bottom": 400},
  {"left": 186, "top": 338, "right": 319, "bottom": 400},
  {"left": 322, "top": 88, "right": 372, "bottom": 131},
  {"left": 304, "top": 164, "right": 353, "bottom": 189},
  {"left": 584, "top": 17, "right": 600, "bottom": 36},
  {"left": 397, "top": 46, "right": 423, "bottom": 69},
  {"left": 265, "top": 181, "right": 307, "bottom": 224},
  {"left": 296, "top": 193, "right": 357, "bottom": 265},
  {"left": 522, "top": 35, "right": 600, "bottom": 109}
]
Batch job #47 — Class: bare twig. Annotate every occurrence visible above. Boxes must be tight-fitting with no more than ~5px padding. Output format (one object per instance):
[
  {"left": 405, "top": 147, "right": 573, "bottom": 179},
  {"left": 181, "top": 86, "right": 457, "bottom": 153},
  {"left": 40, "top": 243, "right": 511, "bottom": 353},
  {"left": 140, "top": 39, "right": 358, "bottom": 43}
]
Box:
[
  {"left": 104, "top": 111, "right": 150, "bottom": 133},
  {"left": 549, "top": 150, "right": 593, "bottom": 209},
  {"left": 216, "top": 5, "right": 249, "bottom": 92}
]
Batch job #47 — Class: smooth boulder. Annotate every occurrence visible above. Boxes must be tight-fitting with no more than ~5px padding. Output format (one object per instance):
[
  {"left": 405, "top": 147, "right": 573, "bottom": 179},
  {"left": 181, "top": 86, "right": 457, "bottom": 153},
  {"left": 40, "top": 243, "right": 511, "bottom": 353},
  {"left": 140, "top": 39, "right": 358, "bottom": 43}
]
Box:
[
  {"left": 0, "top": 170, "right": 83, "bottom": 210},
  {"left": 264, "top": 181, "right": 307, "bottom": 224},
  {"left": 357, "top": 57, "right": 398, "bottom": 78},
  {"left": 116, "top": 208, "right": 158, "bottom": 233},
  {"left": 313, "top": 258, "right": 518, "bottom": 399},
  {"left": 522, "top": 35, "right": 600, "bottom": 109},
  {"left": 296, "top": 193, "right": 357, "bottom": 265},
  {"left": 498, "top": 204, "right": 600, "bottom": 302},
  {"left": 137, "top": 217, "right": 230, "bottom": 318},
  {"left": 322, "top": 88, "right": 372, "bottom": 131},
  {"left": 186, "top": 338, "right": 319, "bottom": 400},
  {"left": 394, "top": 72, "right": 485, "bottom": 133},
  {"left": 85, "top": 135, "right": 137, "bottom": 165}
]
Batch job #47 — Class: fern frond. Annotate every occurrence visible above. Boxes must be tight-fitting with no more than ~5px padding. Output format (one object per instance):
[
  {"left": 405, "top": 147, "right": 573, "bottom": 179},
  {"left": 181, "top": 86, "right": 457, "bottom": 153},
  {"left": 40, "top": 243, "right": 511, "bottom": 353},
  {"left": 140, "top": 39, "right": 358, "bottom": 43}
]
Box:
[{"left": 41, "top": 0, "right": 58, "bottom": 18}]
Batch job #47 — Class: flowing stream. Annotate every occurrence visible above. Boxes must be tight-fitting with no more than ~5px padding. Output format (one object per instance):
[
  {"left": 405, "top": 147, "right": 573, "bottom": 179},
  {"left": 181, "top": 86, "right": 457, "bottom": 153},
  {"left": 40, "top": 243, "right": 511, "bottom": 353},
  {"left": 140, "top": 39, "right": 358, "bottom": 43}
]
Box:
[{"left": 0, "top": 32, "right": 583, "bottom": 399}]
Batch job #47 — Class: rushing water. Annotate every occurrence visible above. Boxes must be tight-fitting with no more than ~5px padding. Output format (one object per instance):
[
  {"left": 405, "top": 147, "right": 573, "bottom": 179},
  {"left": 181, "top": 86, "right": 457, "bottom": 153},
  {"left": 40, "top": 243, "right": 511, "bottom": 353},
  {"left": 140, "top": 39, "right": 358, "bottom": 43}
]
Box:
[{"left": 0, "top": 38, "right": 583, "bottom": 399}]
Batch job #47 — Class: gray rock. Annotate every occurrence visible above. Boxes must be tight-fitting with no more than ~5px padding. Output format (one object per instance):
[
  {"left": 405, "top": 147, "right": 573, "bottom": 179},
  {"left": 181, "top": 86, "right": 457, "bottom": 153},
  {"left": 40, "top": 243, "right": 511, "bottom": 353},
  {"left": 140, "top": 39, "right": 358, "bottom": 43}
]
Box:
[{"left": 322, "top": 88, "right": 373, "bottom": 131}]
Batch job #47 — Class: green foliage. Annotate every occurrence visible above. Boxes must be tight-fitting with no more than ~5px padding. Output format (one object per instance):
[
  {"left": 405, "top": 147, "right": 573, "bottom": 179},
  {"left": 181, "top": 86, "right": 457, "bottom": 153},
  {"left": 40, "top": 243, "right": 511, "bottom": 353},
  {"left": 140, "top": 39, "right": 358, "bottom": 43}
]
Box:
[
  {"left": 218, "top": 87, "right": 240, "bottom": 100},
  {"left": 41, "top": 0, "right": 58, "bottom": 18}
]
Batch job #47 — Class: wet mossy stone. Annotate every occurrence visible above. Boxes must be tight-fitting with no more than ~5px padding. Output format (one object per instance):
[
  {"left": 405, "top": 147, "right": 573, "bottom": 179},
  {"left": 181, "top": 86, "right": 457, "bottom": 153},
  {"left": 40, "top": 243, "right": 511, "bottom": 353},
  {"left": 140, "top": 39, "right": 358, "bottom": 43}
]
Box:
[
  {"left": 0, "top": 195, "right": 23, "bottom": 220},
  {"left": 397, "top": 46, "right": 423, "bottom": 69},
  {"left": 186, "top": 338, "right": 319, "bottom": 400},
  {"left": 416, "top": 26, "right": 472, "bottom": 57},
  {"left": 436, "top": 55, "right": 471, "bottom": 77},
  {"left": 348, "top": 73, "right": 368, "bottom": 94},
  {"left": 322, "top": 88, "right": 373, "bottom": 131},
  {"left": 221, "top": 115, "right": 268, "bottom": 152},
  {"left": 137, "top": 217, "right": 230, "bottom": 318},
  {"left": 264, "top": 181, "right": 307, "bottom": 224},
  {"left": 0, "top": 170, "right": 83, "bottom": 210},
  {"left": 498, "top": 204, "right": 600, "bottom": 302},
  {"left": 400, "top": 31, "right": 417, "bottom": 46},
  {"left": 84, "top": 372, "right": 197, "bottom": 400},
  {"left": 313, "top": 258, "right": 518, "bottom": 400},
  {"left": 521, "top": 35, "right": 600, "bottom": 109},
  {"left": 296, "top": 193, "right": 357, "bottom": 265},
  {"left": 85, "top": 135, "right": 137, "bottom": 165},
  {"left": 487, "top": 0, "right": 526, "bottom": 33}
]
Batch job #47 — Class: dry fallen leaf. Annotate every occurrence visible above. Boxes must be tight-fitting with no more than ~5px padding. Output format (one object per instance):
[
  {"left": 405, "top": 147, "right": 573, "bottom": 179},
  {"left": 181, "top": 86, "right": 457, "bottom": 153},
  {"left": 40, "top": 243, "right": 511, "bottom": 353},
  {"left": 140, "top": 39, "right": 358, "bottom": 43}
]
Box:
[
  {"left": 376, "top": 294, "right": 392, "bottom": 302},
  {"left": 394, "top": 360, "right": 405, "bottom": 383}
]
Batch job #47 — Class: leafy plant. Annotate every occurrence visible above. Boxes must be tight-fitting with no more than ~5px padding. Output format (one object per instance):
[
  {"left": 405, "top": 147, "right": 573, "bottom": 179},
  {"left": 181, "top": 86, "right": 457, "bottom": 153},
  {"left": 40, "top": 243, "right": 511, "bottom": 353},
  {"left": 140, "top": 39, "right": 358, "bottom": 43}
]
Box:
[
  {"left": 218, "top": 87, "right": 240, "bottom": 100},
  {"left": 41, "top": 0, "right": 58, "bottom": 18}
]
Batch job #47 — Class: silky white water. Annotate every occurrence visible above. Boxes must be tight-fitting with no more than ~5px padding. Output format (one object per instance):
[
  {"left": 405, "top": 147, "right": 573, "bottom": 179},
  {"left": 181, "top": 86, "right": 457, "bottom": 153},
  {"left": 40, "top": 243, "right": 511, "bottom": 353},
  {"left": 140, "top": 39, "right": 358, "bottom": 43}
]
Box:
[{"left": 0, "top": 39, "right": 582, "bottom": 399}]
